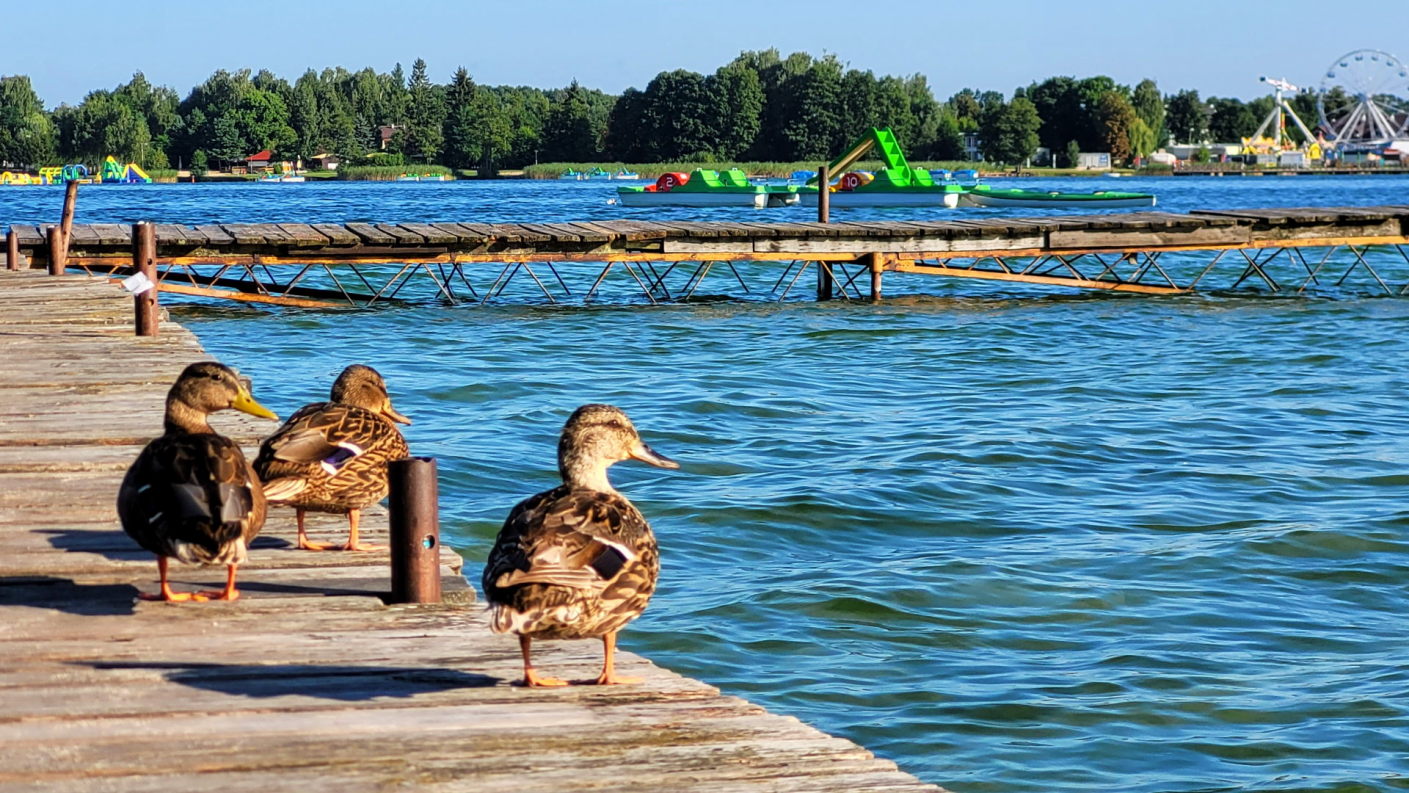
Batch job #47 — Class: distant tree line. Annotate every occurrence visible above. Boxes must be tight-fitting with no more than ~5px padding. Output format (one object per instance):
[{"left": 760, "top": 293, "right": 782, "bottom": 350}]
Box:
[{"left": 0, "top": 51, "right": 1356, "bottom": 173}]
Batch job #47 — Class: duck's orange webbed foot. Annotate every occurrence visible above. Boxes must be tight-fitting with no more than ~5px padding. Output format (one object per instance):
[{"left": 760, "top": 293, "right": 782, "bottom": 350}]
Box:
[{"left": 522, "top": 669, "right": 570, "bottom": 688}]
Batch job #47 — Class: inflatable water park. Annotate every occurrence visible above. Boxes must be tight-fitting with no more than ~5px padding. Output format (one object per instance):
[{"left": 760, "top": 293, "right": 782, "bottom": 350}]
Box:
[{"left": 1, "top": 156, "right": 152, "bottom": 186}]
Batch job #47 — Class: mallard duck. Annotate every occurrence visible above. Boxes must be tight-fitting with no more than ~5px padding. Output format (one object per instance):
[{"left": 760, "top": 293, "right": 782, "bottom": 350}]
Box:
[
  {"left": 117, "top": 362, "right": 279, "bottom": 602},
  {"left": 255, "top": 364, "right": 410, "bottom": 551},
  {"left": 483, "top": 404, "right": 681, "bottom": 687}
]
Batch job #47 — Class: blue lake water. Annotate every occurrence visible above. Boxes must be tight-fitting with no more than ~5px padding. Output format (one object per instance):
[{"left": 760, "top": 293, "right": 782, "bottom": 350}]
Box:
[{"left": 4, "top": 176, "right": 1409, "bottom": 792}]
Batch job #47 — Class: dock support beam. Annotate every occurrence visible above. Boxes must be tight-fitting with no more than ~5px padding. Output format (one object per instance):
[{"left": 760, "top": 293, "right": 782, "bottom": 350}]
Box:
[
  {"left": 46, "top": 226, "right": 64, "bottom": 276},
  {"left": 132, "top": 223, "right": 159, "bottom": 336},
  {"left": 388, "top": 457, "right": 442, "bottom": 604},
  {"left": 816, "top": 165, "right": 833, "bottom": 301},
  {"left": 6, "top": 229, "right": 17, "bottom": 271},
  {"left": 869, "top": 253, "right": 883, "bottom": 301}
]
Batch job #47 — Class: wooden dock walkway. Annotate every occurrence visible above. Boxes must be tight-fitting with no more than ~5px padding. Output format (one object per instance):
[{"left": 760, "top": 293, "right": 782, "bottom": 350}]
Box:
[
  {"left": 8, "top": 205, "right": 1409, "bottom": 305},
  {"left": 0, "top": 271, "right": 945, "bottom": 792}
]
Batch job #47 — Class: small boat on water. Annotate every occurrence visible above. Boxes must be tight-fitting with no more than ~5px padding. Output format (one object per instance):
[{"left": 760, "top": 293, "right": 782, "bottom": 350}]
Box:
[
  {"left": 616, "top": 169, "right": 798, "bottom": 208},
  {"left": 797, "top": 127, "right": 964, "bottom": 208},
  {"left": 558, "top": 169, "right": 584, "bottom": 180},
  {"left": 612, "top": 169, "right": 639, "bottom": 180},
  {"left": 257, "top": 172, "right": 305, "bottom": 183},
  {"left": 585, "top": 167, "right": 613, "bottom": 180},
  {"left": 396, "top": 173, "right": 450, "bottom": 182},
  {"left": 960, "top": 184, "right": 1155, "bottom": 209}
]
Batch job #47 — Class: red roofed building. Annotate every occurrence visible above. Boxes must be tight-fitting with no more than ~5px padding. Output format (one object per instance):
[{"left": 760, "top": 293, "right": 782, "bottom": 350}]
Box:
[{"left": 246, "top": 149, "right": 274, "bottom": 173}]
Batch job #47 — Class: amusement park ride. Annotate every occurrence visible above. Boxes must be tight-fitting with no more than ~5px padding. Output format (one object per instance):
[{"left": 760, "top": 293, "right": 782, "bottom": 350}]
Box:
[{"left": 1243, "top": 49, "right": 1409, "bottom": 163}]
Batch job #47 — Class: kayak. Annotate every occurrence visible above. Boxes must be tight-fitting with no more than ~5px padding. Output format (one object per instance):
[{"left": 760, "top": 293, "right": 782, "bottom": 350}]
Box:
[{"left": 961, "top": 185, "right": 1155, "bottom": 209}]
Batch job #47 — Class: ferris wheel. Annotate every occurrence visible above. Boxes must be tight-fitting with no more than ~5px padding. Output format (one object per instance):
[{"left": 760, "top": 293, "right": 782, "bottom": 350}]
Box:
[{"left": 1318, "top": 49, "right": 1409, "bottom": 148}]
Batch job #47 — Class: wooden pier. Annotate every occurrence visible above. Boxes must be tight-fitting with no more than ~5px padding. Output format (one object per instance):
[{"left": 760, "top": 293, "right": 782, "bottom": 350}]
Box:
[
  {"left": 7, "top": 205, "right": 1409, "bottom": 306},
  {"left": 0, "top": 271, "right": 945, "bottom": 792}
]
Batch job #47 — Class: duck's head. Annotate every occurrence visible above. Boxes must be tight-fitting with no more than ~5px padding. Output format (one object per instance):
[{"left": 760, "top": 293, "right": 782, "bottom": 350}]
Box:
[
  {"left": 165, "top": 362, "right": 278, "bottom": 432},
  {"left": 331, "top": 364, "right": 412, "bottom": 424},
  {"left": 558, "top": 404, "right": 678, "bottom": 491}
]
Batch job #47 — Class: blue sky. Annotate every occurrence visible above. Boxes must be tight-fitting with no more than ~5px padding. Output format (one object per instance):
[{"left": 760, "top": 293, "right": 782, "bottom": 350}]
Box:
[{"left": 5, "top": 0, "right": 1404, "bottom": 107}]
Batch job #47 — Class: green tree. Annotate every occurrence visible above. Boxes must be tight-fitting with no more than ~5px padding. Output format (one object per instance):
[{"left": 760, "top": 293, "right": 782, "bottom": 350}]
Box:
[
  {"left": 441, "top": 67, "right": 479, "bottom": 169},
  {"left": 1129, "top": 117, "right": 1157, "bottom": 159},
  {"left": 980, "top": 95, "right": 1041, "bottom": 164},
  {"left": 1165, "top": 89, "right": 1209, "bottom": 143},
  {"left": 542, "top": 80, "right": 598, "bottom": 161},
  {"left": 1095, "top": 91, "right": 1137, "bottom": 162},
  {"left": 1131, "top": 78, "right": 1164, "bottom": 146},
  {"left": 402, "top": 58, "right": 445, "bottom": 162},
  {"left": 468, "top": 86, "right": 512, "bottom": 173},
  {"left": 604, "top": 87, "right": 647, "bottom": 161},
  {"left": 190, "top": 149, "right": 208, "bottom": 175},
  {"left": 639, "top": 69, "right": 716, "bottom": 160},
  {"left": 1208, "top": 97, "right": 1257, "bottom": 142},
  {"left": 930, "top": 107, "right": 965, "bottom": 159},
  {"left": 1064, "top": 139, "right": 1081, "bottom": 168},
  {"left": 778, "top": 57, "right": 843, "bottom": 160},
  {"left": 708, "top": 63, "right": 763, "bottom": 160},
  {"left": 0, "top": 75, "right": 56, "bottom": 166}
]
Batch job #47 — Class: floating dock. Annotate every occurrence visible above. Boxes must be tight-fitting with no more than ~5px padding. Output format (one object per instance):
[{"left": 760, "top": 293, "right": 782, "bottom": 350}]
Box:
[
  {"left": 0, "top": 271, "right": 945, "bottom": 792},
  {"left": 6, "top": 206, "right": 1409, "bottom": 306}
]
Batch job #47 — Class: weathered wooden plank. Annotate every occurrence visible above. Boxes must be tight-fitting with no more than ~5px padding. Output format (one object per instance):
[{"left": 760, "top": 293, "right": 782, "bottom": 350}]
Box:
[
  {"left": 220, "top": 223, "right": 287, "bottom": 245},
  {"left": 193, "top": 224, "right": 236, "bottom": 246},
  {"left": 63, "top": 224, "right": 101, "bottom": 245},
  {"left": 427, "top": 223, "right": 490, "bottom": 245},
  {"left": 154, "top": 223, "right": 205, "bottom": 246},
  {"left": 275, "top": 223, "right": 332, "bottom": 247},
  {"left": 308, "top": 223, "right": 361, "bottom": 246},
  {"left": 9, "top": 224, "right": 45, "bottom": 246},
  {"left": 396, "top": 222, "right": 459, "bottom": 245},
  {"left": 489, "top": 223, "right": 551, "bottom": 243},
  {"left": 89, "top": 223, "right": 134, "bottom": 245},
  {"left": 447, "top": 222, "right": 504, "bottom": 241},
  {"left": 586, "top": 220, "right": 668, "bottom": 241},
  {"left": 519, "top": 223, "right": 581, "bottom": 243},
  {"left": 560, "top": 222, "right": 618, "bottom": 242},
  {"left": 373, "top": 223, "right": 430, "bottom": 245},
  {"left": 1050, "top": 224, "right": 1252, "bottom": 249},
  {"left": 343, "top": 222, "right": 397, "bottom": 245}
]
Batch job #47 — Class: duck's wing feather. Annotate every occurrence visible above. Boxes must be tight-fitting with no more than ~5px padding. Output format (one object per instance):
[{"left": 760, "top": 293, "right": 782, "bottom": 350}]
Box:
[
  {"left": 256, "top": 402, "right": 406, "bottom": 480},
  {"left": 483, "top": 486, "right": 647, "bottom": 599},
  {"left": 118, "top": 433, "right": 264, "bottom": 562}
]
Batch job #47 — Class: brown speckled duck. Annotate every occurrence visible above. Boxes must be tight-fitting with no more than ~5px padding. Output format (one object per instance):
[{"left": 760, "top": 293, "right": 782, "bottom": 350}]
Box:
[
  {"left": 255, "top": 364, "right": 411, "bottom": 551},
  {"left": 117, "top": 362, "right": 279, "bottom": 602},
  {"left": 483, "top": 404, "right": 681, "bottom": 687}
]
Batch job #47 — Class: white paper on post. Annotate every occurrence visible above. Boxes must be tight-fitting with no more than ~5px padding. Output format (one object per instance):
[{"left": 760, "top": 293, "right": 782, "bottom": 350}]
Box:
[{"left": 121, "top": 271, "right": 155, "bottom": 295}]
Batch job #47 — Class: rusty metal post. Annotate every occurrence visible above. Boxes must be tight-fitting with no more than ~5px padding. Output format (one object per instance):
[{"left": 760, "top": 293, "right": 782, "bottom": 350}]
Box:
[
  {"left": 869, "top": 253, "right": 883, "bottom": 301},
  {"left": 388, "top": 457, "right": 442, "bottom": 604},
  {"left": 46, "top": 226, "right": 64, "bottom": 275},
  {"left": 6, "top": 229, "right": 17, "bottom": 271},
  {"left": 59, "top": 179, "right": 78, "bottom": 257},
  {"left": 132, "top": 222, "right": 159, "bottom": 336}
]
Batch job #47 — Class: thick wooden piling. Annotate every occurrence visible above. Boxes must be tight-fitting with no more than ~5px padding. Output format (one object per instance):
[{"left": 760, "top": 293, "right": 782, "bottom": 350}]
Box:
[
  {"left": 5, "top": 229, "right": 17, "bottom": 271},
  {"left": 46, "top": 225, "right": 64, "bottom": 276},
  {"left": 132, "top": 222, "right": 159, "bottom": 336},
  {"left": 59, "top": 179, "right": 78, "bottom": 251},
  {"left": 816, "top": 166, "right": 834, "bottom": 301},
  {"left": 869, "top": 253, "right": 883, "bottom": 301},
  {"left": 387, "top": 456, "right": 442, "bottom": 604}
]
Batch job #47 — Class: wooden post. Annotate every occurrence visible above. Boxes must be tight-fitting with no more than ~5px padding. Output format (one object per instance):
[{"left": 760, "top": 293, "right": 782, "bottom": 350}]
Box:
[
  {"left": 6, "top": 229, "right": 17, "bottom": 271},
  {"left": 817, "top": 164, "right": 830, "bottom": 224},
  {"left": 132, "top": 222, "right": 159, "bottom": 337},
  {"left": 59, "top": 180, "right": 78, "bottom": 262},
  {"left": 869, "top": 253, "right": 883, "bottom": 302},
  {"left": 46, "top": 226, "right": 64, "bottom": 276},
  {"left": 388, "top": 457, "right": 442, "bottom": 604}
]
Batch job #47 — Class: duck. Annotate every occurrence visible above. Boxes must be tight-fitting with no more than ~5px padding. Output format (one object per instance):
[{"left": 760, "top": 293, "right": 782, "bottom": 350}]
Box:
[
  {"left": 255, "top": 364, "right": 411, "bottom": 551},
  {"left": 483, "top": 404, "right": 681, "bottom": 687},
  {"left": 117, "top": 362, "right": 279, "bottom": 602}
]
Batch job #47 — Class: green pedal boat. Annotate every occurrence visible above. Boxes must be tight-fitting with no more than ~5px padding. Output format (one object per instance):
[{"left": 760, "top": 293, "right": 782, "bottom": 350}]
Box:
[{"left": 960, "top": 184, "right": 1156, "bottom": 209}]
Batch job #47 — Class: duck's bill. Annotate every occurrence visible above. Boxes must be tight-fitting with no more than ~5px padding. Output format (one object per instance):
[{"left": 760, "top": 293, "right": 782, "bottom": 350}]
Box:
[
  {"left": 630, "top": 442, "right": 680, "bottom": 469},
  {"left": 384, "top": 402, "right": 413, "bottom": 425},
  {"left": 232, "top": 391, "right": 279, "bottom": 421}
]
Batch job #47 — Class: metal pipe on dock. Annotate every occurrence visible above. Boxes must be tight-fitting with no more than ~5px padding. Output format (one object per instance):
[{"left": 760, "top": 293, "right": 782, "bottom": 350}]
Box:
[
  {"left": 869, "top": 253, "right": 883, "bottom": 301},
  {"left": 6, "top": 229, "right": 17, "bottom": 271},
  {"left": 132, "top": 222, "right": 159, "bottom": 336},
  {"left": 59, "top": 180, "right": 78, "bottom": 259},
  {"left": 387, "top": 456, "right": 442, "bottom": 604}
]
